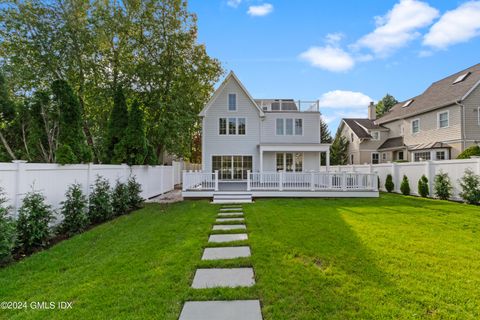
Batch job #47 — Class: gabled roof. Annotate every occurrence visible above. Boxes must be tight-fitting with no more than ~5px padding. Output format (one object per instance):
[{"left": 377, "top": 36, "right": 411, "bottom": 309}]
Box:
[
  {"left": 378, "top": 137, "right": 405, "bottom": 150},
  {"left": 199, "top": 71, "right": 265, "bottom": 117},
  {"left": 342, "top": 118, "right": 387, "bottom": 139},
  {"left": 377, "top": 63, "right": 480, "bottom": 124}
]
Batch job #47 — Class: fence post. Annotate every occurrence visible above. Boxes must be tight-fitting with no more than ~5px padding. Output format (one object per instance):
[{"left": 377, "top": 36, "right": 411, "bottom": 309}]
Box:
[
  {"left": 214, "top": 170, "right": 219, "bottom": 191},
  {"left": 247, "top": 170, "right": 251, "bottom": 191},
  {"left": 12, "top": 160, "right": 27, "bottom": 217},
  {"left": 425, "top": 160, "right": 433, "bottom": 197},
  {"left": 391, "top": 162, "right": 399, "bottom": 193},
  {"left": 310, "top": 171, "right": 315, "bottom": 191},
  {"left": 279, "top": 171, "right": 283, "bottom": 191},
  {"left": 182, "top": 171, "right": 187, "bottom": 191},
  {"left": 342, "top": 171, "right": 347, "bottom": 191},
  {"left": 86, "top": 162, "right": 93, "bottom": 200}
]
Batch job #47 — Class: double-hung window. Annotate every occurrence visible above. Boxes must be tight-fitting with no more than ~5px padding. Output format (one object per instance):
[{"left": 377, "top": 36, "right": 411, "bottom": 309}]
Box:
[
  {"left": 276, "top": 118, "right": 303, "bottom": 136},
  {"left": 372, "top": 153, "right": 379, "bottom": 164},
  {"left": 412, "top": 119, "right": 420, "bottom": 134},
  {"left": 228, "top": 93, "right": 237, "bottom": 111},
  {"left": 219, "top": 117, "right": 246, "bottom": 135},
  {"left": 438, "top": 111, "right": 449, "bottom": 128},
  {"left": 371, "top": 131, "right": 380, "bottom": 140}
]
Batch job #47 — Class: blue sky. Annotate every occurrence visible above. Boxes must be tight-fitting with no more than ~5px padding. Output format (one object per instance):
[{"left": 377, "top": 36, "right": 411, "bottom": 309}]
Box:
[{"left": 189, "top": 0, "right": 480, "bottom": 134}]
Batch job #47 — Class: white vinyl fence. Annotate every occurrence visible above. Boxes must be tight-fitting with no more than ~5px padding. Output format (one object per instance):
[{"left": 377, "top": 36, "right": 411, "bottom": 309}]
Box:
[
  {"left": 0, "top": 160, "right": 197, "bottom": 221},
  {"left": 321, "top": 157, "right": 480, "bottom": 200}
]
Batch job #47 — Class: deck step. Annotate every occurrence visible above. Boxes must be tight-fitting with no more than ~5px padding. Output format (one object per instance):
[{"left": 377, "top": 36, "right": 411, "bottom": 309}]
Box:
[{"left": 213, "top": 193, "right": 252, "bottom": 204}]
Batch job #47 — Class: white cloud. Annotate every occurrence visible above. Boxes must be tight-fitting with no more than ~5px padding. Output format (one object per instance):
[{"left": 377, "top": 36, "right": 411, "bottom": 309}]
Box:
[
  {"left": 326, "top": 32, "right": 344, "bottom": 45},
  {"left": 318, "top": 90, "right": 373, "bottom": 109},
  {"left": 227, "top": 0, "right": 242, "bottom": 8},
  {"left": 423, "top": 1, "right": 480, "bottom": 49},
  {"left": 321, "top": 114, "right": 337, "bottom": 124},
  {"left": 355, "top": 0, "right": 439, "bottom": 56},
  {"left": 247, "top": 3, "right": 273, "bottom": 16},
  {"left": 299, "top": 46, "right": 355, "bottom": 72}
]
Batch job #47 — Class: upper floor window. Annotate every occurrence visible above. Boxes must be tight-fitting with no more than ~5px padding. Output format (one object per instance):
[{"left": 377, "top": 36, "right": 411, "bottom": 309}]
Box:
[
  {"left": 371, "top": 131, "right": 380, "bottom": 140},
  {"left": 351, "top": 133, "right": 354, "bottom": 142},
  {"left": 438, "top": 111, "right": 449, "bottom": 128},
  {"left": 276, "top": 118, "right": 302, "bottom": 136},
  {"left": 400, "top": 125, "right": 405, "bottom": 135},
  {"left": 411, "top": 119, "right": 420, "bottom": 134},
  {"left": 228, "top": 93, "right": 237, "bottom": 111},
  {"left": 219, "top": 117, "right": 246, "bottom": 135}
]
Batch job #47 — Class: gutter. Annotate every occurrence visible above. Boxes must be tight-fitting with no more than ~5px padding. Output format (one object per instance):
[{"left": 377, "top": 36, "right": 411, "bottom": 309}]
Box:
[{"left": 455, "top": 100, "right": 466, "bottom": 151}]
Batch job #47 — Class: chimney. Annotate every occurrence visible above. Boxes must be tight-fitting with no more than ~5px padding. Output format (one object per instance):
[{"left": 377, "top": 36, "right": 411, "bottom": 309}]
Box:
[{"left": 368, "top": 101, "right": 376, "bottom": 120}]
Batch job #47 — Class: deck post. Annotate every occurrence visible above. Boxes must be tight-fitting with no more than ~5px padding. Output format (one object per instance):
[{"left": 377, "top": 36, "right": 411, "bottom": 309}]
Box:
[
  {"left": 279, "top": 171, "right": 283, "bottom": 191},
  {"left": 182, "top": 170, "right": 186, "bottom": 191},
  {"left": 310, "top": 171, "right": 315, "bottom": 191},
  {"left": 247, "top": 170, "right": 251, "bottom": 191},
  {"left": 326, "top": 150, "right": 330, "bottom": 172},
  {"left": 214, "top": 170, "right": 219, "bottom": 191}
]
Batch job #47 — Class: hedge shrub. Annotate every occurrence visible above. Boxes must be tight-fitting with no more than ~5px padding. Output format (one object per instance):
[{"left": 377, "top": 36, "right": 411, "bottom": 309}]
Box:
[
  {"left": 127, "top": 176, "right": 143, "bottom": 210},
  {"left": 418, "top": 175, "right": 429, "bottom": 198},
  {"left": 400, "top": 175, "right": 410, "bottom": 195},
  {"left": 0, "top": 188, "right": 15, "bottom": 265},
  {"left": 456, "top": 145, "right": 480, "bottom": 159},
  {"left": 16, "top": 191, "right": 53, "bottom": 253},
  {"left": 88, "top": 176, "right": 113, "bottom": 224},
  {"left": 60, "top": 183, "right": 89, "bottom": 236},
  {"left": 112, "top": 180, "right": 130, "bottom": 216},
  {"left": 459, "top": 169, "right": 480, "bottom": 205},
  {"left": 385, "top": 174, "right": 394, "bottom": 192},
  {"left": 434, "top": 171, "right": 453, "bottom": 200}
]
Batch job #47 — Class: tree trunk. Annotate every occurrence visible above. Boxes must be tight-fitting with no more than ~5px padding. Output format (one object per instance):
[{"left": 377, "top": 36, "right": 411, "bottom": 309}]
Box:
[{"left": 0, "top": 131, "right": 16, "bottom": 160}]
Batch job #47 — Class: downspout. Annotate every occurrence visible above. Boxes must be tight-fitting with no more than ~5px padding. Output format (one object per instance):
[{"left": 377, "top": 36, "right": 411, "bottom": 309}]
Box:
[{"left": 455, "top": 100, "right": 466, "bottom": 152}]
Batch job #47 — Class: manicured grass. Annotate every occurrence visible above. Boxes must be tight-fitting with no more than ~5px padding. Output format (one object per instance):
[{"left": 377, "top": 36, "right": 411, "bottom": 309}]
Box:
[{"left": 1, "top": 194, "right": 479, "bottom": 319}]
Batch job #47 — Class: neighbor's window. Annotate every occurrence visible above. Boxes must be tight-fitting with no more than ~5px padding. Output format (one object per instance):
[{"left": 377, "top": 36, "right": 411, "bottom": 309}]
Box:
[
  {"left": 398, "top": 151, "right": 404, "bottom": 160},
  {"left": 372, "top": 153, "right": 379, "bottom": 164},
  {"left": 219, "top": 118, "right": 227, "bottom": 135},
  {"left": 351, "top": 133, "right": 354, "bottom": 142},
  {"left": 295, "top": 119, "right": 303, "bottom": 135},
  {"left": 438, "top": 111, "right": 449, "bottom": 128},
  {"left": 414, "top": 151, "right": 431, "bottom": 162},
  {"left": 228, "top": 118, "right": 237, "bottom": 135},
  {"left": 412, "top": 119, "right": 420, "bottom": 134},
  {"left": 371, "top": 131, "right": 380, "bottom": 140},
  {"left": 238, "top": 118, "right": 246, "bottom": 135},
  {"left": 436, "top": 151, "right": 446, "bottom": 160},
  {"left": 228, "top": 93, "right": 237, "bottom": 111},
  {"left": 286, "top": 119, "right": 293, "bottom": 135},
  {"left": 276, "top": 118, "right": 284, "bottom": 135}
]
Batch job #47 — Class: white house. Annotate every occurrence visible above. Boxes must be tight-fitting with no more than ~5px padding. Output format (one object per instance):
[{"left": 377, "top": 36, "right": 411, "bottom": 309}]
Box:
[{"left": 183, "top": 71, "right": 378, "bottom": 202}]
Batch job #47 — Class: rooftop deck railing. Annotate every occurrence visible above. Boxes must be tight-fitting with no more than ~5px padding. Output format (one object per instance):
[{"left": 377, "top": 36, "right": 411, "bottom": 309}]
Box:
[{"left": 258, "top": 100, "right": 320, "bottom": 112}]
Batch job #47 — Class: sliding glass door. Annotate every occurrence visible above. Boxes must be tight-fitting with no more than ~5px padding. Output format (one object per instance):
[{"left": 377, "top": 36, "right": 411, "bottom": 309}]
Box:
[{"left": 212, "top": 155, "right": 253, "bottom": 180}]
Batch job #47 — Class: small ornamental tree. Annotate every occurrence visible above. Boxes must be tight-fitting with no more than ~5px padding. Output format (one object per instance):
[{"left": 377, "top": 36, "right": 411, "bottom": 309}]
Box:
[
  {"left": 418, "top": 175, "right": 429, "bottom": 198},
  {"left": 385, "top": 174, "right": 394, "bottom": 192},
  {"left": 127, "top": 176, "right": 143, "bottom": 210},
  {"left": 456, "top": 145, "right": 480, "bottom": 159},
  {"left": 112, "top": 180, "right": 130, "bottom": 216},
  {"left": 459, "top": 169, "right": 480, "bottom": 205},
  {"left": 88, "top": 176, "right": 113, "bottom": 224},
  {"left": 400, "top": 175, "right": 410, "bottom": 195},
  {"left": 16, "top": 190, "right": 53, "bottom": 253},
  {"left": 60, "top": 183, "right": 89, "bottom": 236},
  {"left": 0, "top": 187, "right": 15, "bottom": 265},
  {"left": 434, "top": 171, "right": 453, "bottom": 200}
]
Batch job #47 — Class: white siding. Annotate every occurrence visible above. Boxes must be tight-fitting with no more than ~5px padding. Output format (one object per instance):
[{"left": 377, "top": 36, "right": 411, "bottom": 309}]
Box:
[
  {"left": 261, "top": 112, "right": 320, "bottom": 144},
  {"left": 202, "top": 78, "right": 261, "bottom": 172}
]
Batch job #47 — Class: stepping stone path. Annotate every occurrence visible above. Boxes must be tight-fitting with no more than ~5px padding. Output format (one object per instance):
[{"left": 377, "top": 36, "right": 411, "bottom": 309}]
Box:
[{"left": 179, "top": 205, "right": 263, "bottom": 320}]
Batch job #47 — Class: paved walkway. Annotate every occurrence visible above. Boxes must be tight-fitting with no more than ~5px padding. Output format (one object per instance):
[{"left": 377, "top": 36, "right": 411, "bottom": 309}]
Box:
[{"left": 179, "top": 205, "right": 263, "bottom": 320}]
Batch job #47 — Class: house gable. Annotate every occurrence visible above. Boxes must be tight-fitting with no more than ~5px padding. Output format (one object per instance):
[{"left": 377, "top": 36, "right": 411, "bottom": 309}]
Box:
[{"left": 199, "top": 71, "right": 265, "bottom": 117}]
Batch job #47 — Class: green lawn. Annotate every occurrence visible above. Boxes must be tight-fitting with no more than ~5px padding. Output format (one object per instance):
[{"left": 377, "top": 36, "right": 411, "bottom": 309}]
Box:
[{"left": 1, "top": 194, "right": 479, "bottom": 319}]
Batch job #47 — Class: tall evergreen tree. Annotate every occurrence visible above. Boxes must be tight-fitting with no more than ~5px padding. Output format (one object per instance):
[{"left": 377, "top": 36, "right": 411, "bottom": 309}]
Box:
[
  {"left": 52, "top": 79, "right": 92, "bottom": 164},
  {"left": 320, "top": 116, "right": 333, "bottom": 165},
  {"left": 105, "top": 86, "right": 129, "bottom": 163},
  {"left": 330, "top": 131, "right": 349, "bottom": 165},
  {"left": 375, "top": 94, "right": 398, "bottom": 117},
  {"left": 113, "top": 100, "right": 148, "bottom": 165}
]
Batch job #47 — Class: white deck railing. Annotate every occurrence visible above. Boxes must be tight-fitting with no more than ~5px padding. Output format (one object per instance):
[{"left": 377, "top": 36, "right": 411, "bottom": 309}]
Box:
[{"left": 183, "top": 170, "right": 378, "bottom": 192}]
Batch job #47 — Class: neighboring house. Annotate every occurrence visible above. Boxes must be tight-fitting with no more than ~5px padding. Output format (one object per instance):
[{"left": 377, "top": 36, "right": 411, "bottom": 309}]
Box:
[
  {"left": 199, "top": 71, "right": 331, "bottom": 180},
  {"left": 339, "top": 63, "right": 480, "bottom": 164}
]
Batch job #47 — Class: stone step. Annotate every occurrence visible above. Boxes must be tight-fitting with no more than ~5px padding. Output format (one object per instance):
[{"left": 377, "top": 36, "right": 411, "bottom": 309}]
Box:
[
  {"left": 179, "top": 300, "right": 262, "bottom": 320},
  {"left": 220, "top": 208, "right": 243, "bottom": 211},
  {"left": 201, "top": 246, "right": 251, "bottom": 260},
  {"left": 212, "top": 224, "right": 246, "bottom": 231},
  {"left": 191, "top": 268, "right": 255, "bottom": 288},
  {"left": 208, "top": 234, "right": 248, "bottom": 243},
  {"left": 216, "top": 217, "right": 245, "bottom": 223},
  {"left": 218, "top": 212, "right": 244, "bottom": 217}
]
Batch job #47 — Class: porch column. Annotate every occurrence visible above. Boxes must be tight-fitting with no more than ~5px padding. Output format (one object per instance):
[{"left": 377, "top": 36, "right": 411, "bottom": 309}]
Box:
[
  {"left": 259, "top": 148, "right": 263, "bottom": 173},
  {"left": 326, "top": 149, "right": 330, "bottom": 172}
]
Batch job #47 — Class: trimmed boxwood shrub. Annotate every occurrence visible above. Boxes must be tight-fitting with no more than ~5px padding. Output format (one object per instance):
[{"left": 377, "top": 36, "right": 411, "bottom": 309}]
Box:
[
  {"left": 400, "top": 175, "right": 410, "bottom": 195},
  {"left": 0, "top": 188, "right": 15, "bottom": 265},
  {"left": 16, "top": 190, "right": 53, "bottom": 253},
  {"left": 127, "top": 176, "right": 143, "bottom": 210},
  {"left": 418, "top": 175, "right": 429, "bottom": 198},
  {"left": 456, "top": 145, "right": 480, "bottom": 159},
  {"left": 459, "top": 169, "right": 480, "bottom": 205},
  {"left": 88, "top": 176, "right": 113, "bottom": 224},
  {"left": 434, "top": 171, "right": 453, "bottom": 200},
  {"left": 385, "top": 174, "right": 394, "bottom": 192},
  {"left": 60, "top": 183, "right": 89, "bottom": 236},
  {"left": 112, "top": 180, "right": 130, "bottom": 216}
]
